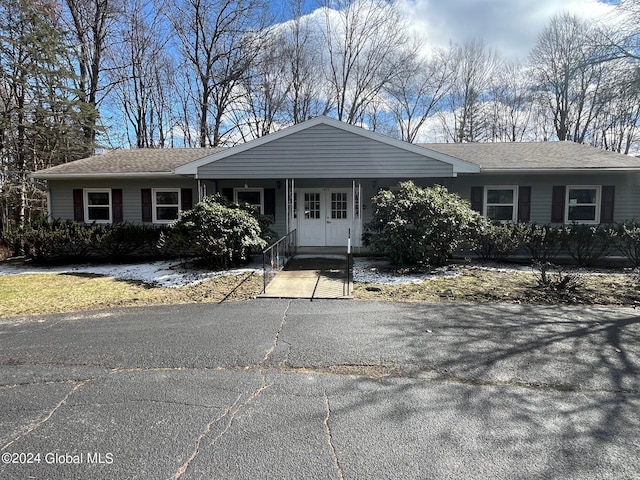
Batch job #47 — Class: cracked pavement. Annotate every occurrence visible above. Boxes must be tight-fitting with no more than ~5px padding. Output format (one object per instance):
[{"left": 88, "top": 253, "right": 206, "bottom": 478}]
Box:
[{"left": 0, "top": 300, "right": 639, "bottom": 479}]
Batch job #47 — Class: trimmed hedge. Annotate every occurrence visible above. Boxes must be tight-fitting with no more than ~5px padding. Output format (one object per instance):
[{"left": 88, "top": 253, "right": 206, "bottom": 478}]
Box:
[
  {"left": 13, "top": 219, "right": 168, "bottom": 263},
  {"left": 5, "top": 195, "right": 276, "bottom": 266}
]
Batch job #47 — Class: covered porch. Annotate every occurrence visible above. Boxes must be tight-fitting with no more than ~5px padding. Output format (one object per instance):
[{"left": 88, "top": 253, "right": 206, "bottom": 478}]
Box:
[{"left": 174, "top": 116, "right": 480, "bottom": 250}]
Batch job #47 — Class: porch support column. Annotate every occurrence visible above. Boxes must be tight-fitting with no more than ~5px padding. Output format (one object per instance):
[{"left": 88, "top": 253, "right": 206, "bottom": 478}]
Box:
[
  {"left": 285, "top": 178, "right": 289, "bottom": 237},
  {"left": 197, "top": 179, "right": 206, "bottom": 202},
  {"left": 351, "top": 180, "right": 362, "bottom": 251},
  {"left": 285, "top": 178, "right": 296, "bottom": 236}
]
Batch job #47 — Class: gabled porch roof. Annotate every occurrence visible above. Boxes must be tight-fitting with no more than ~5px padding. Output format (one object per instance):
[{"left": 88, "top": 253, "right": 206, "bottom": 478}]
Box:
[{"left": 173, "top": 116, "right": 480, "bottom": 179}]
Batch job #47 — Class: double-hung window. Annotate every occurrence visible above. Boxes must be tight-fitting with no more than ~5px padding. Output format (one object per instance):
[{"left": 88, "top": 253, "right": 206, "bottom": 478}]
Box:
[
  {"left": 566, "top": 186, "right": 600, "bottom": 224},
  {"left": 84, "top": 189, "right": 112, "bottom": 223},
  {"left": 234, "top": 188, "right": 264, "bottom": 214},
  {"left": 484, "top": 186, "right": 517, "bottom": 223},
  {"left": 152, "top": 188, "right": 181, "bottom": 223}
]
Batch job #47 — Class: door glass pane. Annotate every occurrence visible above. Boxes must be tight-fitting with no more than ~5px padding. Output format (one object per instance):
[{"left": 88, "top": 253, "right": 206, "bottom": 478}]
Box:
[
  {"left": 331, "top": 192, "right": 348, "bottom": 219},
  {"left": 304, "top": 193, "right": 320, "bottom": 219}
]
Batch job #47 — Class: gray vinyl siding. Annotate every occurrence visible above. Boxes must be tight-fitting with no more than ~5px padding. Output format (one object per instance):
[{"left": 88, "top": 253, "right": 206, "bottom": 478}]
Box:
[
  {"left": 215, "top": 177, "right": 453, "bottom": 239},
  {"left": 47, "top": 171, "right": 640, "bottom": 244},
  {"left": 48, "top": 178, "right": 197, "bottom": 223},
  {"left": 216, "top": 179, "right": 286, "bottom": 237},
  {"left": 453, "top": 172, "right": 640, "bottom": 224},
  {"left": 197, "top": 124, "right": 455, "bottom": 179}
]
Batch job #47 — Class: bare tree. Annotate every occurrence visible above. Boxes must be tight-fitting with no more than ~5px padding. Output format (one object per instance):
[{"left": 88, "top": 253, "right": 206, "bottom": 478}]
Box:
[
  {"left": 383, "top": 46, "right": 455, "bottom": 143},
  {"left": 321, "top": 0, "right": 416, "bottom": 125},
  {"left": 233, "top": 33, "right": 290, "bottom": 140},
  {"left": 445, "top": 40, "right": 501, "bottom": 143},
  {"left": 167, "top": 0, "right": 271, "bottom": 147},
  {"left": 529, "top": 12, "right": 609, "bottom": 143},
  {"left": 109, "top": 0, "right": 173, "bottom": 148},
  {"left": 597, "top": 0, "right": 640, "bottom": 62},
  {"left": 485, "top": 62, "right": 536, "bottom": 142},
  {"left": 590, "top": 63, "right": 640, "bottom": 154},
  {"left": 281, "top": 0, "right": 331, "bottom": 124}
]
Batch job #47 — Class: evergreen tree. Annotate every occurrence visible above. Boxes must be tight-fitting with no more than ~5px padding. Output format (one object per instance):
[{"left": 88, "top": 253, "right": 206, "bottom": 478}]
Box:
[{"left": 0, "top": 0, "right": 95, "bottom": 228}]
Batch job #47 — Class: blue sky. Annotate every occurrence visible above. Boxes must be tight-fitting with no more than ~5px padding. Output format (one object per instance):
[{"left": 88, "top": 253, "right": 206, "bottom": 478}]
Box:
[{"left": 274, "top": 0, "right": 618, "bottom": 61}]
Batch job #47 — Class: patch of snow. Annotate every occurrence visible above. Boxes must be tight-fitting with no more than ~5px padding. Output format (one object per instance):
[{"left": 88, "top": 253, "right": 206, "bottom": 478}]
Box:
[
  {"left": 353, "top": 257, "right": 460, "bottom": 285},
  {"left": 0, "top": 259, "right": 262, "bottom": 288},
  {"left": 1, "top": 256, "right": 627, "bottom": 289}
]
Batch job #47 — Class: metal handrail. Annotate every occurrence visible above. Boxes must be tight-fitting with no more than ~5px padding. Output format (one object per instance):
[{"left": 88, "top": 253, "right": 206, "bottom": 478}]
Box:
[{"left": 262, "top": 229, "right": 297, "bottom": 293}]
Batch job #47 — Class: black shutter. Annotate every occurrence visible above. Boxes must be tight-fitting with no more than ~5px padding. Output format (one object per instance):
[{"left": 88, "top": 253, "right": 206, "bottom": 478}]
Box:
[
  {"left": 517, "top": 186, "right": 531, "bottom": 222},
  {"left": 600, "top": 185, "right": 615, "bottom": 223},
  {"left": 264, "top": 188, "right": 276, "bottom": 219},
  {"left": 181, "top": 188, "right": 193, "bottom": 211},
  {"left": 73, "top": 189, "right": 84, "bottom": 222},
  {"left": 551, "top": 186, "right": 566, "bottom": 223},
  {"left": 470, "top": 186, "right": 483, "bottom": 213},
  {"left": 112, "top": 189, "right": 123, "bottom": 223},
  {"left": 141, "top": 188, "right": 152, "bottom": 222}
]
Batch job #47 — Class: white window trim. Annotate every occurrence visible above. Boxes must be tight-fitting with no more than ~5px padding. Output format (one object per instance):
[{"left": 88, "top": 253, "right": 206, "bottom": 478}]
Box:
[
  {"left": 484, "top": 185, "right": 518, "bottom": 223},
  {"left": 234, "top": 187, "right": 264, "bottom": 214},
  {"left": 565, "top": 185, "right": 601, "bottom": 225},
  {"left": 84, "top": 188, "right": 112, "bottom": 224},
  {"left": 152, "top": 188, "right": 182, "bottom": 224}
]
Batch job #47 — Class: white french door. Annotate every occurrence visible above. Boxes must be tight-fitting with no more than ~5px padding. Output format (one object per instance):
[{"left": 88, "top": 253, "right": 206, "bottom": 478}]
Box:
[{"left": 296, "top": 189, "right": 353, "bottom": 247}]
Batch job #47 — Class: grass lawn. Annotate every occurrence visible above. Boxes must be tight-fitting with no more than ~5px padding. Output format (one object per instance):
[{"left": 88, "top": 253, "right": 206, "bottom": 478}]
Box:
[
  {"left": 0, "top": 272, "right": 263, "bottom": 317},
  {"left": 1, "top": 262, "right": 638, "bottom": 318}
]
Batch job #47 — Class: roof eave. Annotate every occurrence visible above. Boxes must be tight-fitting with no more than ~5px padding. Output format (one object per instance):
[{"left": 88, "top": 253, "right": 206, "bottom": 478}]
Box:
[
  {"left": 30, "top": 172, "right": 176, "bottom": 180},
  {"left": 475, "top": 167, "right": 640, "bottom": 174}
]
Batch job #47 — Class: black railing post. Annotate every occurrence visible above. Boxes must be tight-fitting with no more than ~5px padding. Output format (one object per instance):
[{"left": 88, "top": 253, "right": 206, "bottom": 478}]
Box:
[{"left": 262, "top": 250, "right": 267, "bottom": 293}]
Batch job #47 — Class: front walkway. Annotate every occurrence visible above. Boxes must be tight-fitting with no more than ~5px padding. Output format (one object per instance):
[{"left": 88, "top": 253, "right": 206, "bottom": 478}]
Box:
[{"left": 259, "top": 255, "right": 352, "bottom": 299}]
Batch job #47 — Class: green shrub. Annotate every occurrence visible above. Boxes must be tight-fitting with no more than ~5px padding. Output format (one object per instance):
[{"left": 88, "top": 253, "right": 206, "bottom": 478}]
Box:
[
  {"left": 16, "top": 219, "right": 167, "bottom": 263},
  {"left": 95, "top": 223, "right": 167, "bottom": 261},
  {"left": 561, "top": 224, "right": 617, "bottom": 267},
  {"left": 161, "top": 194, "right": 267, "bottom": 268},
  {"left": 474, "top": 222, "right": 529, "bottom": 260},
  {"left": 523, "top": 224, "right": 563, "bottom": 262},
  {"left": 19, "top": 218, "right": 98, "bottom": 261},
  {"left": 617, "top": 221, "right": 640, "bottom": 267},
  {"left": 366, "top": 181, "right": 486, "bottom": 266}
]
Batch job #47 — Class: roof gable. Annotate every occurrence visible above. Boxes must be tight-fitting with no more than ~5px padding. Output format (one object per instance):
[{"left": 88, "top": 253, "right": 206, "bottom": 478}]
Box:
[{"left": 174, "top": 117, "right": 480, "bottom": 178}]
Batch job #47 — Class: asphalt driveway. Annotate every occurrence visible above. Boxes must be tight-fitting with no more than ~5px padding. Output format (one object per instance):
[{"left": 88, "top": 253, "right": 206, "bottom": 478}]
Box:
[{"left": 1, "top": 300, "right": 639, "bottom": 479}]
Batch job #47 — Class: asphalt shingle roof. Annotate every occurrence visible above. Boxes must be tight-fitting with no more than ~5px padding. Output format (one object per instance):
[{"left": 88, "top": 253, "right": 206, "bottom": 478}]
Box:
[
  {"left": 419, "top": 141, "right": 640, "bottom": 170},
  {"left": 31, "top": 141, "right": 640, "bottom": 178},
  {"left": 32, "top": 148, "right": 221, "bottom": 176}
]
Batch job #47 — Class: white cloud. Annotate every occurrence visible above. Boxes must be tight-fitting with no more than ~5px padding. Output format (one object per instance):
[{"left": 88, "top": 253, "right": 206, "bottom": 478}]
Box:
[{"left": 396, "top": 0, "right": 617, "bottom": 60}]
